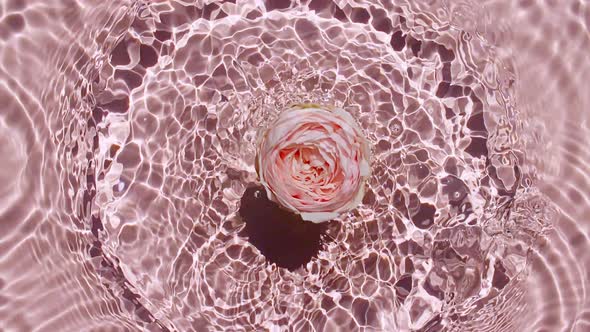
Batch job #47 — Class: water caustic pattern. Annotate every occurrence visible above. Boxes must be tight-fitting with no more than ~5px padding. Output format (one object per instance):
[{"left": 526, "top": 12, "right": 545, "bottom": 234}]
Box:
[{"left": 0, "top": 0, "right": 588, "bottom": 331}]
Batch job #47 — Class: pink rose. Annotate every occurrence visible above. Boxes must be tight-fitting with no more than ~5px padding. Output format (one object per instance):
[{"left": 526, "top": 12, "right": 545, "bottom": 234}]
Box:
[{"left": 256, "top": 105, "right": 371, "bottom": 223}]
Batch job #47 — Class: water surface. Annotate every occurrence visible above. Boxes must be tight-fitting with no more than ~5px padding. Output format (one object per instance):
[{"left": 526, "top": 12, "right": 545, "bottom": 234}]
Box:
[{"left": 0, "top": 0, "right": 588, "bottom": 331}]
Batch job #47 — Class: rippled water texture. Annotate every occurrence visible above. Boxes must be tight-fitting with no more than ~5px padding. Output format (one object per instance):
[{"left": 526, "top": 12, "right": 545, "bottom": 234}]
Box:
[{"left": 0, "top": 0, "right": 588, "bottom": 331}]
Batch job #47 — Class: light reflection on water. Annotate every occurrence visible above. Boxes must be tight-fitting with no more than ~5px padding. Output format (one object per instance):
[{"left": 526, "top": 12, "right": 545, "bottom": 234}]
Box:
[{"left": 0, "top": 0, "right": 587, "bottom": 331}]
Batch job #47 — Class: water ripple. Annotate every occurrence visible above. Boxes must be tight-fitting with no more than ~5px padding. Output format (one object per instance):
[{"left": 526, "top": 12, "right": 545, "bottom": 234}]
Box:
[{"left": 1, "top": 0, "right": 586, "bottom": 331}]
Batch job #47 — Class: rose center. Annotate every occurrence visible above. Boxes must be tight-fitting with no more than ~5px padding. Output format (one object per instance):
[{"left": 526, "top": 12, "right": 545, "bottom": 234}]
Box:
[{"left": 279, "top": 146, "right": 336, "bottom": 189}]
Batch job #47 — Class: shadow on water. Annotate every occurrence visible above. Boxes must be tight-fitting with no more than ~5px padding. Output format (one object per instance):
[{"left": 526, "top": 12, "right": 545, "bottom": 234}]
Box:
[{"left": 238, "top": 185, "right": 328, "bottom": 271}]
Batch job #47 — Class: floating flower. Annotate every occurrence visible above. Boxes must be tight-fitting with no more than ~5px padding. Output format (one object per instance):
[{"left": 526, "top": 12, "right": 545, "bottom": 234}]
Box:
[{"left": 256, "top": 105, "right": 371, "bottom": 223}]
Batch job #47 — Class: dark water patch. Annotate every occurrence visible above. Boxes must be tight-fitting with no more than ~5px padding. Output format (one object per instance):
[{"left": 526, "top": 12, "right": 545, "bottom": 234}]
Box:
[
  {"left": 154, "top": 30, "right": 172, "bottom": 42},
  {"left": 395, "top": 274, "right": 413, "bottom": 302},
  {"left": 4, "top": 14, "right": 25, "bottom": 32},
  {"left": 493, "top": 261, "right": 511, "bottom": 290},
  {"left": 265, "top": 0, "right": 292, "bottom": 11},
  {"left": 390, "top": 30, "right": 406, "bottom": 51},
  {"left": 238, "top": 185, "right": 328, "bottom": 271},
  {"left": 370, "top": 8, "right": 392, "bottom": 33},
  {"left": 139, "top": 44, "right": 158, "bottom": 68},
  {"left": 350, "top": 7, "right": 370, "bottom": 24},
  {"left": 111, "top": 38, "right": 131, "bottom": 66},
  {"left": 412, "top": 203, "right": 436, "bottom": 229},
  {"left": 467, "top": 111, "right": 486, "bottom": 132},
  {"left": 436, "top": 81, "right": 450, "bottom": 98},
  {"left": 407, "top": 36, "right": 422, "bottom": 56},
  {"left": 438, "top": 44, "right": 455, "bottom": 62},
  {"left": 465, "top": 136, "right": 488, "bottom": 159}
]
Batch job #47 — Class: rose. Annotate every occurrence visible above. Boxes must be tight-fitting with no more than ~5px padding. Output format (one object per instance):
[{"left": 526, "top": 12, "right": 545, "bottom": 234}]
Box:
[{"left": 256, "top": 105, "right": 371, "bottom": 223}]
